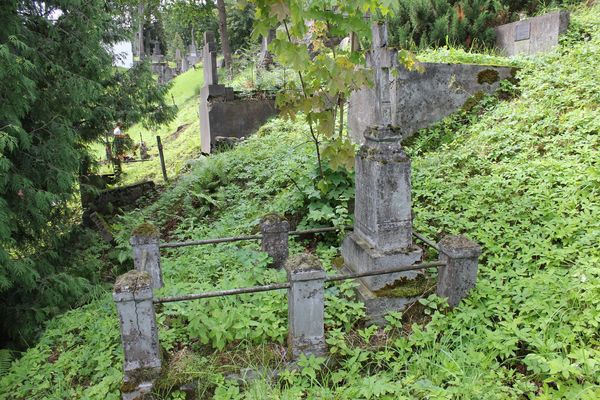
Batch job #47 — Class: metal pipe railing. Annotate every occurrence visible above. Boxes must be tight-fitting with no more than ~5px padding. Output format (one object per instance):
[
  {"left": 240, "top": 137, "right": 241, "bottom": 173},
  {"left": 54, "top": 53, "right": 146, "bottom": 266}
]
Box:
[
  {"left": 325, "top": 260, "right": 446, "bottom": 282},
  {"left": 153, "top": 260, "right": 445, "bottom": 304},
  {"left": 154, "top": 282, "right": 291, "bottom": 304}
]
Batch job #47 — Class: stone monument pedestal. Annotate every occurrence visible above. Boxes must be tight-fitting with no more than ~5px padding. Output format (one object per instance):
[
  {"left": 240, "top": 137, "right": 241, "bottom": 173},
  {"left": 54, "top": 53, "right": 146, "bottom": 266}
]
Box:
[{"left": 341, "top": 125, "right": 424, "bottom": 321}]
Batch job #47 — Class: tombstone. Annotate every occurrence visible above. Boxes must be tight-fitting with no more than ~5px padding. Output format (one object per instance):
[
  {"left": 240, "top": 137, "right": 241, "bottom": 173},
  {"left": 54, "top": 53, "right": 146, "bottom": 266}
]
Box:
[
  {"left": 495, "top": 11, "right": 569, "bottom": 56},
  {"left": 181, "top": 55, "right": 189, "bottom": 73},
  {"left": 190, "top": 28, "right": 198, "bottom": 57},
  {"left": 370, "top": 23, "right": 394, "bottom": 126},
  {"left": 341, "top": 125, "right": 422, "bottom": 293},
  {"left": 259, "top": 29, "right": 276, "bottom": 68},
  {"left": 113, "top": 270, "right": 161, "bottom": 399},
  {"left": 203, "top": 31, "right": 218, "bottom": 85},
  {"left": 198, "top": 31, "right": 277, "bottom": 154},
  {"left": 151, "top": 41, "right": 164, "bottom": 63},
  {"left": 285, "top": 254, "right": 327, "bottom": 360},
  {"left": 175, "top": 48, "right": 182, "bottom": 71}
]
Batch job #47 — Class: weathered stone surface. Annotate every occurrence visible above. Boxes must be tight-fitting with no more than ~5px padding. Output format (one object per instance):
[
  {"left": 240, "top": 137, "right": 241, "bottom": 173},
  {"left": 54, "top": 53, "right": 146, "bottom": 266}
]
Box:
[
  {"left": 285, "top": 254, "right": 327, "bottom": 360},
  {"left": 342, "top": 264, "right": 420, "bottom": 325},
  {"left": 199, "top": 95, "right": 276, "bottom": 154},
  {"left": 89, "top": 211, "right": 114, "bottom": 243},
  {"left": 341, "top": 125, "right": 423, "bottom": 292},
  {"left": 354, "top": 126, "right": 413, "bottom": 251},
  {"left": 342, "top": 232, "right": 422, "bottom": 291},
  {"left": 348, "top": 61, "right": 515, "bottom": 143},
  {"left": 113, "top": 270, "right": 161, "bottom": 399},
  {"left": 82, "top": 181, "right": 156, "bottom": 225},
  {"left": 436, "top": 235, "right": 481, "bottom": 307},
  {"left": 203, "top": 31, "right": 218, "bottom": 85},
  {"left": 260, "top": 214, "right": 289, "bottom": 269},
  {"left": 130, "top": 224, "right": 163, "bottom": 289},
  {"left": 348, "top": 22, "right": 515, "bottom": 143},
  {"left": 495, "top": 11, "right": 569, "bottom": 57}
]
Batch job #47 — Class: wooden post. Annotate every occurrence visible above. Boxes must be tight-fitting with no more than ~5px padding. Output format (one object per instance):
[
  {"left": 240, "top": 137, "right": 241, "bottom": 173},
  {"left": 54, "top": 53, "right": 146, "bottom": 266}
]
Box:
[{"left": 156, "top": 135, "right": 168, "bottom": 182}]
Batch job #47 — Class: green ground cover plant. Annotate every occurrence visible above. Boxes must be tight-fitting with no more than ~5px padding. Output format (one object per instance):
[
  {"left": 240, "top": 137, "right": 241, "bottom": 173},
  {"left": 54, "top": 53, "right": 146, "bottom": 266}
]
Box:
[{"left": 1, "top": 4, "right": 599, "bottom": 399}]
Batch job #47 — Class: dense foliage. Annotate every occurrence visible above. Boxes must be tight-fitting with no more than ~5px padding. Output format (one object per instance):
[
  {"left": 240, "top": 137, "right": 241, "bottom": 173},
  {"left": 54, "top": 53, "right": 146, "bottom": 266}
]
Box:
[
  {"left": 1, "top": 3, "right": 598, "bottom": 399},
  {"left": 0, "top": 0, "right": 174, "bottom": 346},
  {"left": 386, "top": 0, "right": 581, "bottom": 50}
]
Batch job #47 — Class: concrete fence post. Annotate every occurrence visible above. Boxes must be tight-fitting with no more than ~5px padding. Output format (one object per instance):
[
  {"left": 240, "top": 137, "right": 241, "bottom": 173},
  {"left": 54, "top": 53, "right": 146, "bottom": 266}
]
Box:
[
  {"left": 260, "top": 214, "right": 289, "bottom": 269},
  {"left": 130, "top": 223, "right": 163, "bottom": 289},
  {"left": 113, "top": 270, "right": 161, "bottom": 400},
  {"left": 436, "top": 235, "right": 482, "bottom": 308},
  {"left": 285, "top": 254, "right": 327, "bottom": 360}
]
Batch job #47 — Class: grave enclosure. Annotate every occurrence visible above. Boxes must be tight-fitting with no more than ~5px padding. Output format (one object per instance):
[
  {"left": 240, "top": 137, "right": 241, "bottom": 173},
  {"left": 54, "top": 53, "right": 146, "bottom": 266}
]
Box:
[
  {"left": 115, "top": 112, "right": 482, "bottom": 396},
  {"left": 112, "top": 22, "right": 500, "bottom": 400},
  {"left": 199, "top": 32, "right": 278, "bottom": 154}
]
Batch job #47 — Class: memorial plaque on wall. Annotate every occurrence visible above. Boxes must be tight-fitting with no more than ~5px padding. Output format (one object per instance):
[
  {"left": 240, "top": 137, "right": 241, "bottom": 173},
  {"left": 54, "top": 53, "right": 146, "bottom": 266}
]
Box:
[{"left": 515, "top": 22, "right": 531, "bottom": 41}]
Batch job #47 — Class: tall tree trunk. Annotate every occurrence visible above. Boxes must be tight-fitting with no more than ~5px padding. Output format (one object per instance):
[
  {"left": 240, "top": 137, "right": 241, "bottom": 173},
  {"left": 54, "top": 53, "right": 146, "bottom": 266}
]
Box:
[
  {"left": 138, "top": 1, "right": 144, "bottom": 60},
  {"left": 216, "top": 0, "right": 232, "bottom": 71}
]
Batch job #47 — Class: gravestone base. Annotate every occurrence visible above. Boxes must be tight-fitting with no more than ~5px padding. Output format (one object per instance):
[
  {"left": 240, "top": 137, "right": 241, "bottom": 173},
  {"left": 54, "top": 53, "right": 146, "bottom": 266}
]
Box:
[
  {"left": 340, "top": 264, "right": 421, "bottom": 325},
  {"left": 341, "top": 232, "right": 422, "bottom": 291}
]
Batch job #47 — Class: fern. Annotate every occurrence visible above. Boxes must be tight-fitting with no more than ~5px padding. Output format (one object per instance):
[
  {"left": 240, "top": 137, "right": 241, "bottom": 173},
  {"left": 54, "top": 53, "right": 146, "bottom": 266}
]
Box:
[{"left": 0, "top": 349, "right": 13, "bottom": 377}]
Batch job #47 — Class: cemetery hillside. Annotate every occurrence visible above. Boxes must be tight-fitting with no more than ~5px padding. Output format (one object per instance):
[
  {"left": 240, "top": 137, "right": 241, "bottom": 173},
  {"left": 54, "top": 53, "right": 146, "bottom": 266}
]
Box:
[{"left": 0, "top": 1, "right": 599, "bottom": 400}]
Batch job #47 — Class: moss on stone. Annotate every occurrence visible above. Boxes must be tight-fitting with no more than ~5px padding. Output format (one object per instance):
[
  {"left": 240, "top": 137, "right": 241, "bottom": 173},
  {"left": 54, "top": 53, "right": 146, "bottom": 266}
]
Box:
[
  {"left": 373, "top": 274, "right": 434, "bottom": 298},
  {"left": 114, "top": 270, "right": 152, "bottom": 292},
  {"left": 285, "top": 253, "right": 322, "bottom": 272},
  {"left": 477, "top": 69, "right": 500, "bottom": 85},
  {"left": 132, "top": 223, "right": 159, "bottom": 237},
  {"left": 462, "top": 91, "right": 485, "bottom": 112},
  {"left": 260, "top": 213, "right": 284, "bottom": 224}
]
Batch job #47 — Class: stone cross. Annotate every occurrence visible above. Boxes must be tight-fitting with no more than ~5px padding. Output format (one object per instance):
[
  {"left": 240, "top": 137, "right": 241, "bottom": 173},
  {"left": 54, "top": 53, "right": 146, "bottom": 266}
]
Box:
[
  {"left": 341, "top": 125, "right": 422, "bottom": 291},
  {"left": 113, "top": 270, "right": 161, "bottom": 399},
  {"left": 260, "top": 214, "right": 289, "bottom": 268},
  {"left": 203, "top": 31, "right": 218, "bottom": 85},
  {"left": 368, "top": 22, "right": 395, "bottom": 126},
  {"left": 285, "top": 254, "right": 327, "bottom": 360},
  {"left": 130, "top": 223, "right": 163, "bottom": 289}
]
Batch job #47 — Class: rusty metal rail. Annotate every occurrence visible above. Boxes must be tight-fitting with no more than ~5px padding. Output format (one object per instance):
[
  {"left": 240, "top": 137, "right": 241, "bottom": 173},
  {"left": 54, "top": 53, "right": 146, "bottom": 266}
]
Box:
[
  {"left": 160, "top": 234, "right": 262, "bottom": 249},
  {"left": 154, "top": 282, "right": 291, "bottom": 304},
  {"left": 160, "top": 226, "right": 349, "bottom": 249},
  {"left": 153, "top": 260, "right": 445, "bottom": 304},
  {"left": 325, "top": 260, "right": 446, "bottom": 282}
]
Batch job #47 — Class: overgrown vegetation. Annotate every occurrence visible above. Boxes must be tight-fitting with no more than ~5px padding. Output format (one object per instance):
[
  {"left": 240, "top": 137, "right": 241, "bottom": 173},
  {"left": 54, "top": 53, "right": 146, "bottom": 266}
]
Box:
[
  {"left": 1, "top": 3, "right": 598, "bottom": 399},
  {"left": 0, "top": 0, "right": 174, "bottom": 348}
]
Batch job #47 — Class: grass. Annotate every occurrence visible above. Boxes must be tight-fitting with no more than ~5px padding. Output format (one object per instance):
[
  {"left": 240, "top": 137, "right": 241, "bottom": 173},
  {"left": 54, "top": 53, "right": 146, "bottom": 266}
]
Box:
[{"left": 95, "top": 67, "right": 204, "bottom": 185}]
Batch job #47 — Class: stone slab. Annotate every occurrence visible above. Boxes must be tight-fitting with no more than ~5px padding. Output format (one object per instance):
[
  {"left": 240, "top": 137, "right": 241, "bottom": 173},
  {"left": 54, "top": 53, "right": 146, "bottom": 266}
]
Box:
[
  {"left": 340, "top": 265, "right": 420, "bottom": 325},
  {"left": 348, "top": 61, "right": 515, "bottom": 143},
  {"left": 199, "top": 95, "right": 277, "bottom": 154},
  {"left": 341, "top": 232, "right": 422, "bottom": 291},
  {"left": 495, "top": 11, "right": 569, "bottom": 57}
]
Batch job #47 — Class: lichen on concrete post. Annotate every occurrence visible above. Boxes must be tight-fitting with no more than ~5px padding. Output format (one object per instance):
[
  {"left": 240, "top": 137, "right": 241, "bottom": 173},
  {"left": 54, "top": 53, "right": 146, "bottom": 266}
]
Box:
[
  {"left": 130, "top": 223, "right": 163, "bottom": 289},
  {"left": 436, "top": 235, "right": 482, "bottom": 308},
  {"left": 113, "top": 270, "right": 161, "bottom": 399},
  {"left": 260, "top": 214, "right": 290, "bottom": 269},
  {"left": 285, "top": 254, "right": 327, "bottom": 360}
]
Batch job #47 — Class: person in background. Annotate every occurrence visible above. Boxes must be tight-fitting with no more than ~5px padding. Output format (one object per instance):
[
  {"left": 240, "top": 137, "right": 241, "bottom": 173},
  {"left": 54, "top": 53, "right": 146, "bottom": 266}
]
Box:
[{"left": 112, "top": 122, "right": 125, "bottom": 178}]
